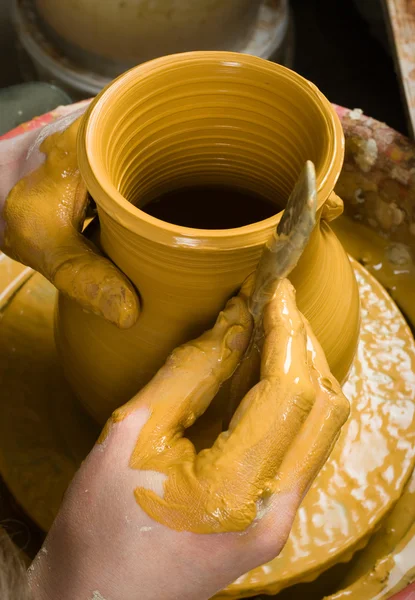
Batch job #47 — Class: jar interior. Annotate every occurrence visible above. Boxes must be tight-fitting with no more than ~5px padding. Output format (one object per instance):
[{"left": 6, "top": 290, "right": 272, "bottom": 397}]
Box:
[
  {"left": 91, "top": 57, "right": 334, "bottom": 230},
  {"left": 141, "top": 185, "right": 276, "bottom": 229}
]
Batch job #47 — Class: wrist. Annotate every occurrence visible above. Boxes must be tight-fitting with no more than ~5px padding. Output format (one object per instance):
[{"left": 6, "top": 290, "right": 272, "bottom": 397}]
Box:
[{"left": 28, "top": 554, "right": 55, "bottom": 600}]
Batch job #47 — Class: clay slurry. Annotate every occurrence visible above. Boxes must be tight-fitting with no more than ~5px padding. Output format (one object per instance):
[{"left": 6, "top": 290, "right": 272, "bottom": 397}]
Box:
[{"left": 140, "top": 186, "right": 278, "bottom": 229}]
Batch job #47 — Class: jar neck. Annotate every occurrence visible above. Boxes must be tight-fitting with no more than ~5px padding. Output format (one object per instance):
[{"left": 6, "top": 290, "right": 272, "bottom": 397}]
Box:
[{"left": 77, "top": 53, "right": 344, "bottom": 249}]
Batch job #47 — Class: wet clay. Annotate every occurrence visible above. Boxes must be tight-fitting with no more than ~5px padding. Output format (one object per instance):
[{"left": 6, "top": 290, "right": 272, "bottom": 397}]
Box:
[
  {"left": 56, "top": 52, "right": 359, "bottom": 426},
  {"left": 2, "top": 118, "right": 139, "bottom": 328},
  {"left": 325, "top": 522, "right": 415, "bottom": 600},
  {"left": 1, "top": 92, "right": 415, "bottom": 596},
  {"left": 0, "top": 246, "right": 414, "bottom": 597},
  {"left": 99, "top": 278, "right": 349, "bottom": 534},
  {"left": 221, "top": 259, "right": 415, "bottom": 598},
  {"left": 323, "top": 470, "right": 415, "bottom": 600},
  {"left": 331, "top": 217, "right": 415, "bottom": 328}
]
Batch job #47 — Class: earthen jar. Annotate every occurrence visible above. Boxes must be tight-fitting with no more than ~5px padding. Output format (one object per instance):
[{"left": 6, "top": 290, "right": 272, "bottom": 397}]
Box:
[
  {"left": 35, "top": 0, "right": 261, "bottom": 76},
  {"left": 55, "top": 52, "right": 360, "bottom": 425}
]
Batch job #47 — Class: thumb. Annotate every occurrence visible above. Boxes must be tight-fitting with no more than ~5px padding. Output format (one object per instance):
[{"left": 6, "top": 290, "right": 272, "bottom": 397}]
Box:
[{"left": 51, "top": 230, "right": 140, "bottom": 329}]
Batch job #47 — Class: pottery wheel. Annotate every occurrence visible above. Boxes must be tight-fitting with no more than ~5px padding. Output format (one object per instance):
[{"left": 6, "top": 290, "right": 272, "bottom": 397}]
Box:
[
  {"left": 14, "top": 0, "right": 291, "bottom": 100},
  {"left": 0, "top": 253, "right": 414, "bottom": 599}
]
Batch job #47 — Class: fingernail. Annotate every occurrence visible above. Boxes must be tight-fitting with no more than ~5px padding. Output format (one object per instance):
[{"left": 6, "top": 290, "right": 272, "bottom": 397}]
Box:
[
  {"left": 226, "top": 324, "right": 250, "bottom": 352},
  {"left": 113, "top": 305, "right": 139, "bottom": 329},
  {"left": 239, "top": 273, "right": 255, "bottom": 301},
  {"left": 103, "top": 287, "right": 140, "bottom": 329}
]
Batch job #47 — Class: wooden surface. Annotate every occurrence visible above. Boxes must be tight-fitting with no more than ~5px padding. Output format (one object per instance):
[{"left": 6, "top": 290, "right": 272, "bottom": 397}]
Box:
[{"left": 383, "top": 0, "right": 415, "bottom": 137}]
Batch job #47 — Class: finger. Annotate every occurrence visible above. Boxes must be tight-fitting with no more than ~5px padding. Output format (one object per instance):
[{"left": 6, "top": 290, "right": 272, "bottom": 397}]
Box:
[
  {"left": 269, "top": 319, "right": 350, "bottom": 501},
  {"left": 52, "top": 230, "right": 140, "bottom": 329},
  {"left": 225, "top": 344, "right": 261, "bottom": 427},
  {"left": 260, "top": 278, "right": 311, "bottom": 380},
  {"left": 225, "top": 276, "right": 309, "bottom": 425},
  {"left": 101, "top": 291, "right": 253, "bottom": 457},
  {"left": 203, "top": 279, "right": 315, "bottom": 489},
  {"left": 225, "top": 272, "right": 259, "bottom": 424},
  {"left": 304, "top": 317, "right": 344, "bottom": 395},
  {"left": 41, "top": 127, "right": 141, "bottom": 329},
  {"left": 229, "top": 277, "right": 311, "bottom": 426},
  {"left": 270, "top": 387, "right": 347, "bottom": 502}
]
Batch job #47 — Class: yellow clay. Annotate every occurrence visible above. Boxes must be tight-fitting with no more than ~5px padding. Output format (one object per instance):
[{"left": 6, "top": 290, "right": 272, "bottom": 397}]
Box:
[
  {"left": 100, "top": 279, "right": 349, "bottom": 534},
  {"left": 2, "top": 119, "right": 139, "bottom": 328},
  {"left": 55, "top": 52, "right": 360, "bottom": 426},
  {"left": 0, "top": 241, "right": 414, "bottom": 595}
]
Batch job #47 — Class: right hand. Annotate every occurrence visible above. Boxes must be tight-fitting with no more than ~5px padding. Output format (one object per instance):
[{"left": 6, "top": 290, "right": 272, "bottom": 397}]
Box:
[
  {"left": 0, "top": 104, "right": 140, "bottom": 328},
  {"left": 28, "top": 278, "right": 350, "bottom": 600}
]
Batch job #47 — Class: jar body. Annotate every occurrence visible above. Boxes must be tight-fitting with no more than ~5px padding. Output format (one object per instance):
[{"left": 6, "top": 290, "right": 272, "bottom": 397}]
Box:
[
  {"left": 54, "top": 52, "right": 360, "bottom": 425},
  {"left": 35, "top": 0, "right": 260, "bottom": 70},
  {"left": 56, "top": 213, "right": 359, "bottom": 424}
]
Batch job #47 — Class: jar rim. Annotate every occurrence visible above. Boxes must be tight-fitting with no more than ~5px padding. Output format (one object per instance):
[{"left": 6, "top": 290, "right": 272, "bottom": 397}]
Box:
[{"left": 78, "top": 51, "right": 344, "bottom": 249}]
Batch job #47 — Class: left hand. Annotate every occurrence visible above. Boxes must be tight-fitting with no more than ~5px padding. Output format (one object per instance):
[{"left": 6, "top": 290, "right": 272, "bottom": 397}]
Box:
[
  {"left": 0, "top": 103, "right": 139, "bottom": 328},
  {"left": 27, "top": 278, "right": 349, "bottom": 600}
]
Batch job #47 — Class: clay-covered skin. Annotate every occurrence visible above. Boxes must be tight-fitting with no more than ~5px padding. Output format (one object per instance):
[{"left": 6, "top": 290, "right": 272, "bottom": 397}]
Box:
[
  {"left": 25, "top": 279, "right": 348, "bottom": 600},
  {"left": 0, "top": 250, "right": 413, "bottom": 597},
  {"left": 1, "top": 118, "right": 139, "bottom": 328},
  {"left": 100, "top": 278, "right": 349, "bottom": 534}
]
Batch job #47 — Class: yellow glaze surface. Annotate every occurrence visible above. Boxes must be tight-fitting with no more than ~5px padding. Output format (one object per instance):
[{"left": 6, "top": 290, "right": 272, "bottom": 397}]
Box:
[
  {"left": 55, "top": 52, "right": 359, "bottom": 426},
  {"left": 0, "top": 265, "right": 97, "bottom": 530}
]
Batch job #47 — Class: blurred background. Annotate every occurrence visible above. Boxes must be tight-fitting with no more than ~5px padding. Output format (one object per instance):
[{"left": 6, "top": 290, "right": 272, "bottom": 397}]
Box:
[{"left": 0, "top": 0, "right": 409, "bottom": 136}]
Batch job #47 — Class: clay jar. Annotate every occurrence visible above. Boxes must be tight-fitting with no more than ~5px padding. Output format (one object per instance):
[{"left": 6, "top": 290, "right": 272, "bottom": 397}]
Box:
[
  {"left": 55, "top": 52, "right": 360, "bottom": 426},
  {"left": 35, "top": 0, "right": 260, "bottom": 75}
]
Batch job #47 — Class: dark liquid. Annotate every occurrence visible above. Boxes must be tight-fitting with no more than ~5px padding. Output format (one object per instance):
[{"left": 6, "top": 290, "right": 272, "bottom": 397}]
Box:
[{"left": 141, "top": 186, "right": 278, "bottom": 229}]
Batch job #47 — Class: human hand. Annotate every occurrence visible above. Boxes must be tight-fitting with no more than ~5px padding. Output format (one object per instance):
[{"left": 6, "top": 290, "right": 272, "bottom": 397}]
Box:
[
  {"left": 0, "top": 104, "right": 139, "bottom": 328},
  {"left": 27, "top": 278, "right": 349, "bottom": 600}
]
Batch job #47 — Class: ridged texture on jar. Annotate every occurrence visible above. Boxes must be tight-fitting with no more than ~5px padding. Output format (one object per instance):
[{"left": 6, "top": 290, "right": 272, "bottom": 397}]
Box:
[{"left": 56, "top": 52, "right": 358, "bottom": 425}]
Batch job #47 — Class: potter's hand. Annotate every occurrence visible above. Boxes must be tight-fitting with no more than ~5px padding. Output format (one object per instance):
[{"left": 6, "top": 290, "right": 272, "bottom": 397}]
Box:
[
  {"left": 28, "top": 279, "right": 349, "bottom": 600},
  {"left": 0, "top": 105, "right": 139, "bottom": 328}
]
